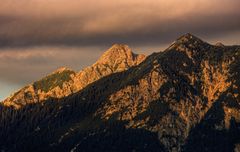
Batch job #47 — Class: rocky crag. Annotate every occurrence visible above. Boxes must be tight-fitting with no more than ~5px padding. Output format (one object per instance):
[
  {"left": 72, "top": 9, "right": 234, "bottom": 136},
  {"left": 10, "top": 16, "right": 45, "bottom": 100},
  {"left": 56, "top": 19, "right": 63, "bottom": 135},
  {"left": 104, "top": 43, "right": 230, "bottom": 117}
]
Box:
[
  {"left": 2, "top": 44, "right": 145, "bottom": 108},
  {"left": 0, "top": 34, "right": 239, "bottom": 152}
]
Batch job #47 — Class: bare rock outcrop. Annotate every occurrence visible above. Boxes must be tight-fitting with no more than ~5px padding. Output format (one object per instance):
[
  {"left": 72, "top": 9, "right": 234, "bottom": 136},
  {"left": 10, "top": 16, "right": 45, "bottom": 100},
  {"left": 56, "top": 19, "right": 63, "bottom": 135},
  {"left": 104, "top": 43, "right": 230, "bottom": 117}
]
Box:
[
  {"left": 2, "top": 44, "right": 145, "bottom": 108},
  {"left": 0, "top": 34, "right": 239, "bottom": 152}
]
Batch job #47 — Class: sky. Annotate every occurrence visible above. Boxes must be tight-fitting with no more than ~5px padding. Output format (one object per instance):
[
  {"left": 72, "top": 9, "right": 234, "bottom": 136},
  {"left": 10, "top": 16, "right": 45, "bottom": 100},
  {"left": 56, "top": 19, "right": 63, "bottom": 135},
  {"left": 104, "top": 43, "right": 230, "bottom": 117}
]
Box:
[{"left": 0, "top": 0, "right": 240, "bottom": 101}]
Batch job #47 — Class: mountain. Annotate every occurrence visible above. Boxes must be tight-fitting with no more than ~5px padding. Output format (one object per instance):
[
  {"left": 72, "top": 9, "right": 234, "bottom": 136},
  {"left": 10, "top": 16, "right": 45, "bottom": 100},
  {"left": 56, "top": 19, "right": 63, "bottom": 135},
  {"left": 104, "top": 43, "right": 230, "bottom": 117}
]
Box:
[
  {"left": 2, "top": 44, "right": 145, "bottom": 108},
  {"left": 0, "top": 34, "right": 239, "bottom": 152}
]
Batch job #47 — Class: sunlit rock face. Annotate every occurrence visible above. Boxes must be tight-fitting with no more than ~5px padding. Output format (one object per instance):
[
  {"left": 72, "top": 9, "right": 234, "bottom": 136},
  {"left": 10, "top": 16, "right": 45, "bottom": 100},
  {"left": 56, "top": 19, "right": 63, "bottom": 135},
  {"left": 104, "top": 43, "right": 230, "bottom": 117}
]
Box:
[
  {"left": 0, "top": 34, "right": 239, "bottom": 152},
  {"left": 2, "top": 44, "right": 146, "bottom": 108},
  {"left": 72, "top": 44, "right": 146, "bottom": 91},
  {"left": 92, "top": 34, "right": 240, "bottom": 151},
  {"left": 3, "top": 68, "right": 77, "bottom": 108}
]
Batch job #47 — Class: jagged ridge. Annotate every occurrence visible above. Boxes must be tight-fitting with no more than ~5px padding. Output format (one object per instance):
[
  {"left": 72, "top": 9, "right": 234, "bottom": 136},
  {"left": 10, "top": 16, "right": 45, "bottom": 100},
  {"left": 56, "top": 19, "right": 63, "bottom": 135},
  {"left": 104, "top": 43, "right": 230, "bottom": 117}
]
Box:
[
  {"left": 2, "top": 44, "right": 146, "bottom": 108},
  {"left": 0, "top": 34, "right": 239, "bottom": 152}
]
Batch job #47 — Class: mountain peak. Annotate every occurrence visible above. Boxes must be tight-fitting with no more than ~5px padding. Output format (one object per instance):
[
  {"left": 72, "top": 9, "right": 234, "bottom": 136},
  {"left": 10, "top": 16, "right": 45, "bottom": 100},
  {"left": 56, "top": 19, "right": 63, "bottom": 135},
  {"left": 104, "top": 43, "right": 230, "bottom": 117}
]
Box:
[
  {"left": 54, "top": 67, "right": 73, "bottom": 73},
  {"left": 167, "top": 33, "right": 209, "bottom": 52},
  {"left": 110, "top": 44, "right": 130, "bottom": 50},
  {"left": 96, "top": 44, "right": 145, "bottom": 65},
  {"left": 177, "top": 33, "right": 203, "bottom": 43},
  {"left": 215, "top": 42, "right": 225, "bottom": 47},
  {"left": 98, "top": 44, "right": 131, "bottom": 61},
  {"left": 2, "top": 44, "right": 146, "bottom": 108},
  {"left": 1, "top": 34, "right": 240, "bottom": 151}
]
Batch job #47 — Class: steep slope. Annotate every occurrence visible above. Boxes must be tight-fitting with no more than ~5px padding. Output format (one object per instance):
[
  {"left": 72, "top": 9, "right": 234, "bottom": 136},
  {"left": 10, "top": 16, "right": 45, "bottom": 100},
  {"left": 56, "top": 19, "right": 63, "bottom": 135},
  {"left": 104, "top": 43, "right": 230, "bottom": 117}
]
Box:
[
  {"left": 0, "top": 34, "right": 239, "bottom": 152},
  {"left": 3, "top": 67, "right": 76, "bottom": 108},
  {"left": 2, "top": 44, "right": 145, "bottom": 108},
  {"left": 71, "top": 44, "right": 145, "bottom": 91}
]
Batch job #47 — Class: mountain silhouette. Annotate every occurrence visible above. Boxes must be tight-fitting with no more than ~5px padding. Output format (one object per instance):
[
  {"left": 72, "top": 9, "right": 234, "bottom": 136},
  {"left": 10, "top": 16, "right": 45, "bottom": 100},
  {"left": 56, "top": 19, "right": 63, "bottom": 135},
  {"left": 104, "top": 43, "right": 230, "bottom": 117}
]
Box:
[{"left": 0, "top": 33, "right": 239, "bottom": 152}]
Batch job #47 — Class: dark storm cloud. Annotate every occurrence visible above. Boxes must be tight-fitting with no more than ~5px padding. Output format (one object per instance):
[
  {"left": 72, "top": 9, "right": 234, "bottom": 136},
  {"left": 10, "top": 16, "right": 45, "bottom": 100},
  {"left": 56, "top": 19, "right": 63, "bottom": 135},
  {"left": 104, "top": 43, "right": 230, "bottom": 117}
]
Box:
[{"left": 0, "top": 0, "right": 239, "bottom": 47}]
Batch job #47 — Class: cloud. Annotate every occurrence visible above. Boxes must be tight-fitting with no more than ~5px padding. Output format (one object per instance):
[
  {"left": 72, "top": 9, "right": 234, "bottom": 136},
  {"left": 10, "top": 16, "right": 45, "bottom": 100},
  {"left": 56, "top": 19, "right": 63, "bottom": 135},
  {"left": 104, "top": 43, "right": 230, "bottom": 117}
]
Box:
[
  {"left": 0, "top": 0, "right": 239, "bottom": 100},
  {"left": 0, "top": 0, "right": 239, "bottom": 47}
]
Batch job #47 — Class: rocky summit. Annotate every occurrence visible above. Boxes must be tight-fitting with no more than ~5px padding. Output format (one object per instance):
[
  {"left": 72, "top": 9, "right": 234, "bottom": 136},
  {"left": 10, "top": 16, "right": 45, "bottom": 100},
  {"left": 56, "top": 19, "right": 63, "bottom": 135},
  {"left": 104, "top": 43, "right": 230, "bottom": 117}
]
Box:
[
  {"left": 2, "top": 44, "right": 145, "bottom": 108},
  {"left": 0, "top": 34, "right": 239, "bottom": 152}
]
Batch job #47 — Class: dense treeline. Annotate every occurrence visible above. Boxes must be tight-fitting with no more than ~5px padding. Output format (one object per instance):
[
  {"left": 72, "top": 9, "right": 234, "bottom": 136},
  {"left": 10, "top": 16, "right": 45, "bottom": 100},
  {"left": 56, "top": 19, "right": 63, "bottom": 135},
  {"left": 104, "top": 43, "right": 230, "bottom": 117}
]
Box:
[{"left": 0, "top": 67, "right": 161, "bottom": 151}]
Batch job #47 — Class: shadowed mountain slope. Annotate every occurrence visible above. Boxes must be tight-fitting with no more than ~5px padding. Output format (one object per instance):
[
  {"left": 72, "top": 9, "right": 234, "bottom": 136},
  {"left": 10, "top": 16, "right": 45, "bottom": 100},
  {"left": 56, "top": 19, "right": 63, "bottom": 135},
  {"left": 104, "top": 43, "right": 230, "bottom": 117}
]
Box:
[{"left": 0, "top": 34, "right": 239, "bottom": 152}]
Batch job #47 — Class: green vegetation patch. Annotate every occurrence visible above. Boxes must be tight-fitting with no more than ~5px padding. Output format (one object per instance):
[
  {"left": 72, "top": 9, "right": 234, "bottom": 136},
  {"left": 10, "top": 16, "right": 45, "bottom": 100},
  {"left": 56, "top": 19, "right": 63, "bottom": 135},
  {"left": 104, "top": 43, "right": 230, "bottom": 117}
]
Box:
[{"left": 33, "top": 70, "right": 75, "bottom": 93}]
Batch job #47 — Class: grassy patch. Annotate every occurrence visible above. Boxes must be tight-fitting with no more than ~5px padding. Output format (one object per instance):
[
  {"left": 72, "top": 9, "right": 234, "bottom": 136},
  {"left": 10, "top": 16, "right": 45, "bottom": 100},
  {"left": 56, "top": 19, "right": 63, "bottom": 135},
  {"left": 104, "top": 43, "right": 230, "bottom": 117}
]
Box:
[{"left": 33, "top": 70, "right": 75, "bottom": 93}]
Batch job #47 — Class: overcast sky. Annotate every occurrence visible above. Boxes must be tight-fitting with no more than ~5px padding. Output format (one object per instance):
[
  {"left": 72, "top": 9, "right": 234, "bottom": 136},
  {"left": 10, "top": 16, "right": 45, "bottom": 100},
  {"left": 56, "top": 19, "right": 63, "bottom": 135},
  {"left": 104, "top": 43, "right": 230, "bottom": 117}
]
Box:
[{"left": 0, "top": 0, "right": 240, "bottom": 100}]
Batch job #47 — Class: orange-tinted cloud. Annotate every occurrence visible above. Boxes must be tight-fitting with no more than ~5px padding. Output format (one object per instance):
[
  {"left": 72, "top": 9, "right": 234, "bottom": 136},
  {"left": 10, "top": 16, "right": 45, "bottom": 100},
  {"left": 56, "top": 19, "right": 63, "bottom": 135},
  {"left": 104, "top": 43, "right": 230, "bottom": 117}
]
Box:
[
  {"left": 0, "top": 0, "right": 240, "bottom": 100},
  {"left": 0, "top": 0, "right": 239, "bottom": 47}
]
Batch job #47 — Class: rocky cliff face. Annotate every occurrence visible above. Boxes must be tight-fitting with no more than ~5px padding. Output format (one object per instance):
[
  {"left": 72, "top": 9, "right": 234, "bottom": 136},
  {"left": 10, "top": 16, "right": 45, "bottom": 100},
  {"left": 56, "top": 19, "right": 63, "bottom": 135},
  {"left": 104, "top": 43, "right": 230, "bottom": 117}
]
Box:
[
  {"left": 2, "top": 44, "right": 145, "bottom": 108},
  {"left": 89, "top": 34, "right": 240, "bottom": 151},
  {"left": 0, "top": 34, "right": 239, "bottom": 152},
  {"left": 72, "top": 44, "right": 145, "bottom": 91}
]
